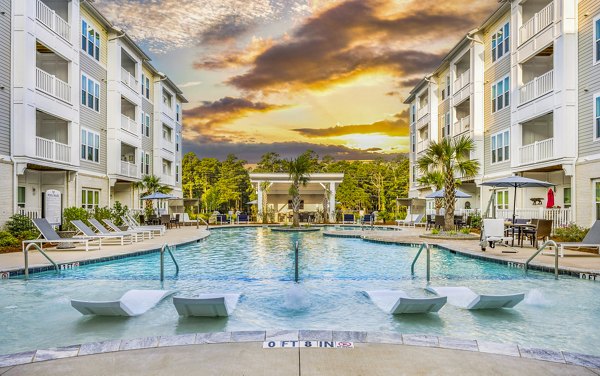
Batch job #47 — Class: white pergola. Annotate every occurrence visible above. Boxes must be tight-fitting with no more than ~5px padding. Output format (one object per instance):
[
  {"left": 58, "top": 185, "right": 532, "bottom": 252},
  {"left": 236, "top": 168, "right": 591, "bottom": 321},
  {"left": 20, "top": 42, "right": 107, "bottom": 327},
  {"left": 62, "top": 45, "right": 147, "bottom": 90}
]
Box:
[{"left": 249, "top": 173, "right": 344, "bottom": 222}]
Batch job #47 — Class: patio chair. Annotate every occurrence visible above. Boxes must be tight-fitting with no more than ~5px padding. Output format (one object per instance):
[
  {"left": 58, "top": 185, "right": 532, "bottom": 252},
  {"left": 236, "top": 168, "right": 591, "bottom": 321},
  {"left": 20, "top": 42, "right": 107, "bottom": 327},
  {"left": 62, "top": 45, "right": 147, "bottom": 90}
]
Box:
[
  {"left": 215, "top": 214, "right": 229, "bottom": 224},
  {"left": 71, "top": 290, "right": 173, "bottom": 316},
  {"left": 103, "top": 219, "right": 153, "bottom": 240},
  {"left": 395, "top": 213, "right": 416, "bottom": 227},
  {"left": 426, "top": 286, "right": 524, "bottom": 310},
  {"left": 546, "top": 220, "right": 600, "bottom": 257},
  {"left": 122, "top": 215, "right": 165, "bottom": 236},
  {"left": 160, "top": 214, "right": 172, "bottom": 229},
  {"left": 522, "top": 219, "right": 552, "bottom": 248},
  {"left": 342, "top": 213, "right": 355, "bottom": 224},
  {"left": 88, "top": 218, "right": 141, "bottom": 242},
  {"left": 479, "top": 219, "right": 513, "bottom": 251},
  {"left": 434, "top": 215, "right": 445, "bottom": 230},
  {"left": 425, "top": 215, "right": 435, "bottom": 230},
  {"left": 237, "top": 213, "right": 249, "bottom": 224},
  {"left": 23, "top": 218, "right": 99, "bottom": 252},
  {"left": 361, "top": 214, "right": 373, "bottom": 226},
  {"left": 71, "top": 220, "right": 132, "bottom": 246},
  {"left": 365, "top": 290, "right": 447, "bottom": 314},
  {"left": 170, "top": 214, "right": 181, "bottom": 228},
  {"left": 173, "top": 293, "right": 241, "bottom": 317}
]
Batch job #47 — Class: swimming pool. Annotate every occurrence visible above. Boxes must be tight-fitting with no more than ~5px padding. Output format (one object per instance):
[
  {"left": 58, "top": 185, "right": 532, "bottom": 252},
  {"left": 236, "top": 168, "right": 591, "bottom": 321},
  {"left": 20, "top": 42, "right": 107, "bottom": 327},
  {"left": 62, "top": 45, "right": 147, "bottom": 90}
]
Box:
[{"left": 1, "top": 227, "right": 599, "bottom": 355}]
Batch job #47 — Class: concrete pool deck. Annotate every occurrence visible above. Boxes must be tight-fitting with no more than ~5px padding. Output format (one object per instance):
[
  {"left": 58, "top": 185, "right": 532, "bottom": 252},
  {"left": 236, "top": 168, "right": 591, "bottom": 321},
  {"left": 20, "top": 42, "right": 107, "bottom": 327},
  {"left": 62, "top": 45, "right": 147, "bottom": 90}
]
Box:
[{"left": 1, "top": 331, "right": 599, "bottom": 375}]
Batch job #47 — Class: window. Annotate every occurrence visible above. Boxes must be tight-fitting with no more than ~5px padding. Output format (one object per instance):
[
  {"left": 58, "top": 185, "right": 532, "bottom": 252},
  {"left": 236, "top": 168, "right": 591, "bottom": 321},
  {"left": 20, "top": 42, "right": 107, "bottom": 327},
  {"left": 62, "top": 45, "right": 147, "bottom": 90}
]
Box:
[
  {"left": 81, "top": 19, "right": 100, "bottom": 61},
  {"left": 81, "top": 189, "right": 100, "bottom": 209},
  {"left": 596, "top": 181, "right": 600, "bottom": 220},
  {"left": 496, "top": 190, "right": 509, "bottom": 210},
  {"left": 595, "top": 16, "right": 600, "bottom": 64},
  {"left": 412, "top": 165, "right": 417, "bottom": 183},
  {"left": 176, "top": 134, "right": 180, "bottom": 152},
  {"left": 162, "top": 125, "right": 172, "bottom": 142},
  {"left": 142, "top": 74, "right": 150, "bottom": 99},
  {"left": 563, "top": 187, "right": 571, "bottom": 208},
  {"left": 595, "top": 94, "right": 600, "bottom": 139},
  {"left": 139, "top": 151, "right": 150, "bottom": 175},
  {"left": 175, "top": 165, "right": 179, "bottom": 182},
  {"left": 81, "top": 74, "right": 100, "bottom": 111},
  {"left": 411, "top": 104, "right": 416, "bottom": 123},
  {"left": 176, "top": 104, "right": 180, "bottom": 122},
  {"left": 162, "top": 91, "right": 172, "bottom": 108},
  {"left": 441, "top": 75, "right": 450, "bottom": 100},
  {"left": 411, "top": 133, "right": 416, "bottom": 153},
  {"left": 492, "top": 22, "right": 510, "bottom": 62},
  {"left": 443, "top": 112, "right": 450, "bottom": 137},
  {"left": 492, "top": 76, "right": 510, "bottom": 113},
  {"left": 491, "top": 130, "right": 510, "bottom": 163},
  {"left": 17, "top": 187, "right": 26, "bottom": 208},
  {"left": 81, "top": 129, "right": 100, "bottom": 163},
  {"left": 144, "top": 113, "right": 150, "bottom": 137}
]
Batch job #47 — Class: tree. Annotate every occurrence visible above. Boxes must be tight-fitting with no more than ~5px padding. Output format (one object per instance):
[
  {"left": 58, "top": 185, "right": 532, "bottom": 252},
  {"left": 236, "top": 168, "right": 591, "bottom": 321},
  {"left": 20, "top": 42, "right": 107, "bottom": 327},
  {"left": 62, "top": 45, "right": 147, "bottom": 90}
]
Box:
[
  {"left": 134, "top": 175, "right": 173, "bottom": 217},
  {"left": 182, "top": 152, "right": 201, "bottom": 198},
  {"left": 417, "top": 136, "right": 479, "bottom": 231},
  {"left": 418, "top": 171, "right": 445, "bottom": 215},
  {"left": 255, "top": 152, "right": 285, "bottom": 172},
  {"left": 285, "top": 153, "right": 312, "bottom": 227}
]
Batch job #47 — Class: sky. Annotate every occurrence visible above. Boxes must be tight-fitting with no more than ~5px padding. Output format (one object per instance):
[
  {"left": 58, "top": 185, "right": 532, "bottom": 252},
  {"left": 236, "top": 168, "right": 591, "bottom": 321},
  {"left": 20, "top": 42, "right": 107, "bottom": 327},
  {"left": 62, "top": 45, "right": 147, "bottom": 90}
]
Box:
[{"left": 95, "top": 0, "right": 498, "bottom": 163}]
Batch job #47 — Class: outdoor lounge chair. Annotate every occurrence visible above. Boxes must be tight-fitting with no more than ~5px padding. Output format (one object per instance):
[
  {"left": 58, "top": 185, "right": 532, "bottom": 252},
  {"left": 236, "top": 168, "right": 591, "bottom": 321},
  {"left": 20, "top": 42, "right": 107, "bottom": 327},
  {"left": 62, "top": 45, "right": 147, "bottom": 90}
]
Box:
[
  {"left": 361, "top": 214, "right": 373, "bottom": 226},
  {"left": 545, "top": 220, "right": 600, "bottom": 257},
  {"left": 479, "top": 219, "right": 513, "bottom": 251},
  {"left": 23, "top": 218, "right": 99, "bottom": 252},
  {"left": 122, "top": 214, "right": 165, "bottom": 236},
  {"left": 342, "top": 214, "right": 355, "bottom": 224},
  {"left": 71, "top": 220, "right": 132, "bottom": 246},
  {"left": 215, "top": 214, "right": 230, "bottom": 224},
  {"left": 71, "top": 289, "right": 173, "bottom": 316},
  {"left": 89, "top": 218, "right": 142, "bottom": 243},
  {"left": 103, "top": 219, "right": 153, "bottom": 240},
  {"left": 395, "top": 213, "right": 415, "bottom": 227},
  {"left": 425, "top": 286, "right": 524, "bottom": 310},
  {"left": 173, "top": 293, "right": 241, "bottom": 317},
  {"left": 364, "top": 290, "right": 447, "bottom": 314}
]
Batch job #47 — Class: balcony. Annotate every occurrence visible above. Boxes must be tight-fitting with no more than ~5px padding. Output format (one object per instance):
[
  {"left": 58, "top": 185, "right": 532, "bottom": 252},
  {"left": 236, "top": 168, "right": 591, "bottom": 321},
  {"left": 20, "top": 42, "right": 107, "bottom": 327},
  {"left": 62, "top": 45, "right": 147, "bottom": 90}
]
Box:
[
  {"left": 417, "top": 106, "right": 429, "bottom": 120},
  {"left": 36, "top": 67, "right": 71, "bottom": 103},
  {"left": 35, "top": 136, "right": 71, "bottom": 163},
  {"left": 35, "top": 0, "right": 71, "bottom": 43},
  {"left": 453, "top": 69, "right": 470, "bottom": 91},
  {"left": 121, "top": 68, "right": 138, "bottom": 91},
  {"left": 519, "top": 70, "right": 553, "bottom": 105},
  {"left": 453, "top": 115, "right": 470, "bottom": 136},
  {"left": 120, "top": 161, "right": 140, "bottom": 179},
  {"left": 519, "top": 138, "right": 554, "bottom": 165},
  {"left": 519, "top": 2, "right": 554, "bottom": 45},
  {"left": 120, "top": 114, "right": 138, "bottom": 135},
  {"left": 416, "top": 139, "right": 430, "bottom": 154}
]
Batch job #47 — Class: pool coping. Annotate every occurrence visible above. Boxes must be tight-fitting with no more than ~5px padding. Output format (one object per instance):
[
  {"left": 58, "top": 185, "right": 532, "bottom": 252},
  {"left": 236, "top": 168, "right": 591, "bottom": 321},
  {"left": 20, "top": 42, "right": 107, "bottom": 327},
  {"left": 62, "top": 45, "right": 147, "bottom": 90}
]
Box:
[{"left": 1, "top": 330, "right": 599, "bottom": 370}]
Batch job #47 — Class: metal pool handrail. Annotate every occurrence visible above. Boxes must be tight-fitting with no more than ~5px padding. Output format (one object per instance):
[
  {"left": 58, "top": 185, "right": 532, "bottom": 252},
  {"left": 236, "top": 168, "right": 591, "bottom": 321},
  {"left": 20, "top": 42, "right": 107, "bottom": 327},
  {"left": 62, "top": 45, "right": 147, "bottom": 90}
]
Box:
[
  {"left": 294, "top": 240, "right": 299, "bottom": 283},
  {"left": 196, "top": 216, "right": 209, "bottom": 230},
  {"left": 23, "top": 243, "right": 59, "bottom": 279},
  {"left": 411, "top": 242, "right": 431, "bottom": 282},
  {"left": 525, "top": 240, "right": 559, "bottom": 280},
  {"left": 160, "top": 243, "right": 180, "bottom": 281}
]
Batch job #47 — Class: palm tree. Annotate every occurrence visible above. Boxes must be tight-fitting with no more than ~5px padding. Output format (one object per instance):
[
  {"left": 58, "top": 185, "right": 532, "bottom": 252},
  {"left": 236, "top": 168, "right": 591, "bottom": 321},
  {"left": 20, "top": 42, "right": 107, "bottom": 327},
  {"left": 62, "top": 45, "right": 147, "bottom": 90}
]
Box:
[
  {"left": 133, "top": 175, "right": 173, "bottom": 216},
  {"left": 417, "top": 171, "right": 444, "bottom": 215},
  {"left": 285, "top": 154, "right": 311, "bottom": 227},
  {"left": 417, "top": 135, "right": 479, "bottom": 231}
]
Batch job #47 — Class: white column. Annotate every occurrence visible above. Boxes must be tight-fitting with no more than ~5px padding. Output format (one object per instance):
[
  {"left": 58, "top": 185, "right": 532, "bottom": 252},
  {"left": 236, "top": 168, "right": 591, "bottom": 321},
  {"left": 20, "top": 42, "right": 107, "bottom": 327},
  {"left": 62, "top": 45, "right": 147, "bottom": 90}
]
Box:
[
  {"left": 329, "top": 182, "right": 336, "bottom": 223},
  {"left": 257, "top": 183, "right": 263, "bottom": 222}
]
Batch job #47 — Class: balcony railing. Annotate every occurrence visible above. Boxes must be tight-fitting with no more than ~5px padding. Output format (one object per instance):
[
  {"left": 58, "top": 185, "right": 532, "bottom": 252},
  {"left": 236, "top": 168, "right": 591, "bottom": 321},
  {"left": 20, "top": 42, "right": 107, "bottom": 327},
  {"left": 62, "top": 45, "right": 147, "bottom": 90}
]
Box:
[
  {"left": 453, "top": 69, "right": 470, "bottom": 91},
  {"left": 120, "top": 114, "right": 138, "bottom": 135},
  {"left": 519, "top": 137, "right": 554, "bottom": 165},
  {"left": 453, "top": 115, "right": 470, "bottom": 136},
  {"left": 497, "top": 207, "right": 571, "bottom": 231},
  {"left": 416, "top": 139, "right": 430, "bottom": 153},
  {"left": 519, "top": 70, "right": 553, "bottom": 105},
  {"left": 36, "top": 68, "right": 71, "bottom": 103},
  {"left": 519, "top": 2, "right": 554, "bottom": 44},
  {"left": 35, "top": 136, "right": 71, "bottom": 163},
  {"left": 417, "top": 105, "right": 429, "bottom": 120},
  {"left": 120, "top": 161, "right": 140, "bottom": 179},
  {"left": 121, "top": 68, "right": 138, "bottom": 91},
  {"left": 35, "top": 0, "right": 71, "bottom": 42}
]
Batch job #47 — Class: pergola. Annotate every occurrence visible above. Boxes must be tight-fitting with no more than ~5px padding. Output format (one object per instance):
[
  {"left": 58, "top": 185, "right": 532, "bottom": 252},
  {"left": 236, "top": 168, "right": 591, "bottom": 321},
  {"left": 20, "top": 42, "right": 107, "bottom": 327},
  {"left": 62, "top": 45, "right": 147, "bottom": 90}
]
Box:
[{"left": 249, "top": 173, "right": 344, "bottom": 223}]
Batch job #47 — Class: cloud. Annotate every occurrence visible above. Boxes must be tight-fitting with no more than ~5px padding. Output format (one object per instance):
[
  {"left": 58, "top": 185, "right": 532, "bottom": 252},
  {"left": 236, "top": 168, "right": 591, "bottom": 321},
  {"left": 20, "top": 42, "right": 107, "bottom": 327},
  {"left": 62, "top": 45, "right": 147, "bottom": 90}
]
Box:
[
  {"left": 177, "top": 81, "right": 203, "bottom": 88},
  {"left": 293, "top": 110, "right": 409, "bottom": 138},
  {"left": 194, "top": 37, "right": 275, "bottom": 70}
]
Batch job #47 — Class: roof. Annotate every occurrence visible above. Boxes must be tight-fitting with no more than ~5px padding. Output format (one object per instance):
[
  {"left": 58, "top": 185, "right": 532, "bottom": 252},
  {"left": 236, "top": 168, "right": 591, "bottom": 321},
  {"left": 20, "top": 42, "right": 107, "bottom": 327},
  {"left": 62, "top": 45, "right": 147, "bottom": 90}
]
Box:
[{"left": 249, "top": 173, "right": 344, "bottom": 183}]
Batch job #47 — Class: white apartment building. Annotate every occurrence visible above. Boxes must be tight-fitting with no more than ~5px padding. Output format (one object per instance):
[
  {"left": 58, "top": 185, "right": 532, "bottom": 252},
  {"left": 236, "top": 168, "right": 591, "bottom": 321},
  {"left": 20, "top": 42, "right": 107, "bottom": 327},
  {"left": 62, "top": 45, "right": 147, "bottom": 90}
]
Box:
[
  {"left": 406, "top": 0, "right": 599, "bottom": 227},
  {"left": 3, "top": 0, "right": 186, "bottom": 224}
]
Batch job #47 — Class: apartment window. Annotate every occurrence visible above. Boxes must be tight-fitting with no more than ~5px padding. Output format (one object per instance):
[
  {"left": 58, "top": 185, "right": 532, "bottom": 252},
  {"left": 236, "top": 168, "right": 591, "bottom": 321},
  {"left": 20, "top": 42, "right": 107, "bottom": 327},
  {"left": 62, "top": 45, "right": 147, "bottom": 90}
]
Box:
[
  {"left": 81, "top": 74, "right": 100, "bottom": 112},
  {"left": 492, "top": 22, "right": 509, "bottom": 62},
  {"left": 17, "top": 187, "right": 26, "bottom": 208},
  {"left": 141, "top": 74, "right": 150, "bottom": 99},
  {"left": 491, "top": 130, "right": 510, "bottom": 163},
  {"left": 411, "top": 133, "right": 416, "bottom": 153},
  {"left": 162, "top": 125, "right": 172, "bottom": 142},
  {"left": 595, "top": 16, "right": 600, "bottom": 64},
  {"left": 81, "top": 129, "right": 100, "bottom": 163},
  {"left": 445, "top": 75, "right": 450, "bottom": 98},
  {"left": 81, "top": 189, "right": 100, "bottom": 209},
  {"left": 144, "top": 113, "right": 150, "bottom": 137},
  {"left": 564, "top": 187, "right": 571, "bottom": 209},
  {"left": 443, "top": 112, "right": 450, "bottom": 137},
  {"left": 492, "top": 76, "right": 510, "bottom": 113},
  {"left": 411, "top": 104, "right": 416, "bottom": 123},
  {"left": 596, "top": 181, "right": 600, "bottom": 220},
  {"left": 175, "top": 165, "right": 179, "bottom": 183},
  {"left": 163, "top": 91, "right": 172, "bottom": 108},
  {"left": 176, "top": 104, "right": 180, "bottom": 122},
  {"left": 81, "top": 19, "right": 100, "bottom": 61},
  {"left": 139, "top": 151, "right": 150, "bottom": 175},
  {"left": 496, "top": 190, "right": 509, "bottom": 210},
  {"left": 412, "top": 166, "right": 417, "bottom": 183},
  {"left": 595, "top": 94, "right": 600, "bottom": 139},
  {"left": 162, "top": 160, "right": 170, "bottom": 175}
]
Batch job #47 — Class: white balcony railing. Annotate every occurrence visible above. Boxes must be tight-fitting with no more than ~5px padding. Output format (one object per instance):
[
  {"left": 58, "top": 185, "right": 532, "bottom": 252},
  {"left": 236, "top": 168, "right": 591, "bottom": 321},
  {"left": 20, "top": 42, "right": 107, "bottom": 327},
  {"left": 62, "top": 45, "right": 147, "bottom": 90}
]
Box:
[
  {"left": 519, "top": 70, "right": 553, "bottom": 105},
  {"left": 35, "top": 0, "right": 71, "bottom": 42},
  {"left": 416, "top": 139, "right": 430, "bottom": 153},
  {"left": 453, "top": 115, "right": 470, "bottom": 136},
  {"left": 519, "top": 137, "right": 554, "bottom": 165},
  {"left": 121, "top": 68, "right": 138, "bottom": 91},
  {"left": 120, "top": 161, "right": 140, "bottom": 179},
  {"left": 35, "top": 136, "right": 71, "bottom": 163},
  {"left": 496, "top": 207, "right": 571, "bottom": 231},
  {"left": 519, "top": 2, "right": 554, "bottom": 44},
  {"left": 120, "top": 114, "right": 138, "bottom": 134},
  {"left": 453, "top": 69, "right": 470, "bottom": 91},
  {"left": 417, "top": 105, "right": 429, "bottom": 120},
  {"left": 36, "top": 68, "right": 71, "bottom": 103}
]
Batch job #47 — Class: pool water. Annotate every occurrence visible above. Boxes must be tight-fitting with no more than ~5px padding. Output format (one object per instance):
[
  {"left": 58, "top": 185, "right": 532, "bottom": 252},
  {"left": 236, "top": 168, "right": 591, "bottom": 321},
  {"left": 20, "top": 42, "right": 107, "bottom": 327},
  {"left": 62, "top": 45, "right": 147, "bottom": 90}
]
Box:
[{"left": 1, "top": 227, "right": 599, "bottom": 355}]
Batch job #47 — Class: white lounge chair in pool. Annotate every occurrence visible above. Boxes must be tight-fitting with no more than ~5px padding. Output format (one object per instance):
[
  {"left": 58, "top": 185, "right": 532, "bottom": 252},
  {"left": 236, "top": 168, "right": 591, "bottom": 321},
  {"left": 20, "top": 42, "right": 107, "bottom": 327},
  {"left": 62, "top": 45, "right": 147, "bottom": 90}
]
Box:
[
  {"left": 426, "top": 286, "right": 524, "bottom": 310},
  {"left": 173, "top": 293, "right": 241, "bottom": 317},
  {"left": 71, "top": 289, "right": 173, "bottom": 316},
  {"left": 364, "top": 290, "right": 447, "bottom": 314}
]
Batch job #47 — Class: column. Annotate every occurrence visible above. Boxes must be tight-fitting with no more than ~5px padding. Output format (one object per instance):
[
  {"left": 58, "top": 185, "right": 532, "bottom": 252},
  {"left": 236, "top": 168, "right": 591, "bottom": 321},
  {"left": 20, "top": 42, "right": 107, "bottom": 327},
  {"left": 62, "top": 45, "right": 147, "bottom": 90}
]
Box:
[
  {"left": 257, "top": 183, "right": 263, "bottom": 223},
  {"left": 329, "top": 182, "right": 336, "bottom": 223}
]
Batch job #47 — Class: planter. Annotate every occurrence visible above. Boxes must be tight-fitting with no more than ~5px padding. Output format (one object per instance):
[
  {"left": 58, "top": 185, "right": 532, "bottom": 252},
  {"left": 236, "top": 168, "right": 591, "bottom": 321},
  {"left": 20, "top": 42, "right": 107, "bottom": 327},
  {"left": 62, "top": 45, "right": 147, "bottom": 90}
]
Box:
[{"left": 56, "top": 230, "right": 77, "bottom": 249}]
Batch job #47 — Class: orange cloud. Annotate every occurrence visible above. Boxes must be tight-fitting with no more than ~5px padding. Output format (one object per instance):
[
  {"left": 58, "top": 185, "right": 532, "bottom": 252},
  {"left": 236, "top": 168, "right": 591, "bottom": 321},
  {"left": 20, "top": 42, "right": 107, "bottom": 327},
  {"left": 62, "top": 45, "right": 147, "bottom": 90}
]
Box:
[{"left": 294, "top": 110, "right": 409, "bottom": 138}]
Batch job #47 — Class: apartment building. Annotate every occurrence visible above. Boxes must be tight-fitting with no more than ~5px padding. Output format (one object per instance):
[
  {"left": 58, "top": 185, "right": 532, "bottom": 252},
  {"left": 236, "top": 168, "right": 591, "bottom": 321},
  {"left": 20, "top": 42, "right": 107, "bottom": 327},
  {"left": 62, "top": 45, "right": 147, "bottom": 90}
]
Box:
[
  {"left": 5, "top": 0, "right": 186, "bottom": 224},
  {"left": 0, "top": 0, "right": 12, "bottom": 221},
  {"left": 406, "top": 0, "right": 597, "bottom": 227}
]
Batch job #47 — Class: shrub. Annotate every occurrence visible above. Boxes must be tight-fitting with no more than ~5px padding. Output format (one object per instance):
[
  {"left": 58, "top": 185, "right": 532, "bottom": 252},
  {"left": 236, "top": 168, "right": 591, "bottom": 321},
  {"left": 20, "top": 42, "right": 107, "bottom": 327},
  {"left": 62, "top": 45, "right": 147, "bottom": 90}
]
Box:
[
  {"left": 4, "top": 214, "right": 35, "bottom": 238},
  {"left": 469, "top": 214, "right": 482, "bottom": 229},
  {"left": 62, "top": 207, "right": 90, "bottom": 231},
  {"left": 431, "top": 228, "right": 440, "bottom": 235},
  {"left": 93, "top": 206, "right": 112, "bottom": 223},
  {"left": 553, "top": 223, "right": 588, "bottom": 242},
  {"left": 448, "top": 230, "right": 457, "bottom": 235},
  {"left": 111, "top": 202, "right": 128, "bottom": 226},
  {"left": 460, "top": 227, "right": 471, "bottom": 234},
  {"left": 0, "top": 231, "right": 19, "bottom": 247}
]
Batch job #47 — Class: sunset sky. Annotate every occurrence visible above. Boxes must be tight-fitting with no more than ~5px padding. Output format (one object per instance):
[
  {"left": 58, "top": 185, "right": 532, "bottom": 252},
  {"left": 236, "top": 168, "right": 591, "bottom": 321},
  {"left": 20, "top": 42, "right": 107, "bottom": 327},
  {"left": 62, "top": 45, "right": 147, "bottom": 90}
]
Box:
[{"left": 95, "top": 0, "right": 498, "bottom": 162}]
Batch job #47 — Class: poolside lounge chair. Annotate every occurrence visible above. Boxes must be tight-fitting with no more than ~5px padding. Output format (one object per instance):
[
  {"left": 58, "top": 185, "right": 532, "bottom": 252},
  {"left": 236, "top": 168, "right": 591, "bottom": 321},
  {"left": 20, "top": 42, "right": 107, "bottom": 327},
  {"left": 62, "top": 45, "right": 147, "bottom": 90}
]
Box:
[
  {"left": 215, "top": 214, "right": 230, "bottom": 225},
  {"left": 342, "top": 214, "right": 355, "bottom": 224},
  {"left": 23, "top": 218, "right": 99, "bottom": 252},
  {"left": 71, "top": 220, "right": 132, "bottom": 246},
  {"left": 173, "top": 293, "right": 241, "bottom": 317},
  {"left": 546, "top": 220, "right": 600, "bottom": 257},
  {"left": 364, "top": 290, "right": 447, "bottom": 314},
  {"left": 395, "top": 213, "right": 415, "bottom": 227},
  {"left": 103, "top": 219, "right": 153, "bottom": 240},
  {"left": 122, "top": 215, "right": 165, "bottom": 236},
  {"left": 88, "top": 218, "right": 142, "bottom": 243},
  {"left": 479, "top": 219, "right": 513, "bottom": 251},
  {"left": 237, "top": 213, "right": 249, "bottom": 224},
  {"left": 425, "top": 286, "right": 524, "bottom": 310},
  {"left": 361, "top": 214, "right": 373, "bottom": 226},
  {"left": 71, "top": 289, "right": 173, "bottom": 316}
]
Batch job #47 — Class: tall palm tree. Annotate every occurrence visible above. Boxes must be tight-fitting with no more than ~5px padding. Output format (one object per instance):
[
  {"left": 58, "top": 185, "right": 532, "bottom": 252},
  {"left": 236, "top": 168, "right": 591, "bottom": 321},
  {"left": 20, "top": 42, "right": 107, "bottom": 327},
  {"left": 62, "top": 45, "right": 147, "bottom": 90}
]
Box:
[
  {"left": 417, "top": 136, "right": 479, "bottom": 231},
  {"left": 417, "top": 171, "right": 444, "bottom": 215},
  {"left": 285, "top": 154, "right": 311, "bottom": 227},
  {"left": 133, "top": 175, "right": 173, "bottom": 216}
]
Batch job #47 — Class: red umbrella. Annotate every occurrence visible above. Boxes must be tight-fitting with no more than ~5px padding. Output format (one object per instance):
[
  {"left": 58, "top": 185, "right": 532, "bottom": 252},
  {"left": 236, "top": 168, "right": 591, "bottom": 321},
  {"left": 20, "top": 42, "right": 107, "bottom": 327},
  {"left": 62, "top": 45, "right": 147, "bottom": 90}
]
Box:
[{"left": 546, "top": 188, "right": 555, "bottom": 208}]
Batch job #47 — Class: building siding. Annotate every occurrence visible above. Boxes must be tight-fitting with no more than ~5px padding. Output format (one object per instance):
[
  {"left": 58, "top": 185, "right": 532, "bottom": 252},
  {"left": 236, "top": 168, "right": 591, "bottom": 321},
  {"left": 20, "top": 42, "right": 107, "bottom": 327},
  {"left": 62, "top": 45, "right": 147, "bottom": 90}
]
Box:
[
  {"left": 141, "top": 97, "right": 154, "bottom": 173},
  {"left": 0, "top": 0, "right": 10, "bottom": 156}
]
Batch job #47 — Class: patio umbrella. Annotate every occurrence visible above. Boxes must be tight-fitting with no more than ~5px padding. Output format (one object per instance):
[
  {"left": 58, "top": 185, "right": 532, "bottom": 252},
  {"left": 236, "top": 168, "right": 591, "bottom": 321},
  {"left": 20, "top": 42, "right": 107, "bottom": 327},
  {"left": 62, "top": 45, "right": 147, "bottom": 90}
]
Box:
[
  {"left": 141, "top": 192, "right": 177, "bottom": 215},
  {"left": 481, "top": 176, "right": 553, "bottom": 223},
  {"left": 426, "top": 188, "right": 472, "bottom": 199},
  {"left": 546, "top": 188, "right": 555, "bottom": 209}
]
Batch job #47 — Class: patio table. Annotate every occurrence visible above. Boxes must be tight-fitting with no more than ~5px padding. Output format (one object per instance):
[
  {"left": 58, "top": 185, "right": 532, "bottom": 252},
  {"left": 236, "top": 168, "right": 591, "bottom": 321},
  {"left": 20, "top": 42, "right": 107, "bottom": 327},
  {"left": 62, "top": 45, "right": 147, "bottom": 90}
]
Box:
[{"left": 505, "top": 222, "right": 536, "bottom": 247}]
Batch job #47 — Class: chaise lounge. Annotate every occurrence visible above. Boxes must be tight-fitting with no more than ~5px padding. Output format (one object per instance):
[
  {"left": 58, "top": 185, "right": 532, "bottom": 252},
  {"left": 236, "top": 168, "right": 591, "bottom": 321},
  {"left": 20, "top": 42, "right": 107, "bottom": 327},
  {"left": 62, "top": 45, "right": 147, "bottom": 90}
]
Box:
[
  {"left": 71, "top": 289, "right": 173, "bottom": 316},
  {"left": 88, "top": 218, "right": 142, "bottom": 243},
  {"left": 71, "top": 220, "right": 133, "bottom": 246},
  {"left": 173, "top": 293, "right": 241, "bottom": 317},
  {"left": 364, "top": 290, "right": 447, "bottom": 314},
  {"left": 426, "top": 286, "right": 524, "bottom": 310},
  {"left": 548, "top": 220, "right": 600, "bottom": 257},
  {"left": 23, "top": 218, "right": 100, "bottom": 252}
]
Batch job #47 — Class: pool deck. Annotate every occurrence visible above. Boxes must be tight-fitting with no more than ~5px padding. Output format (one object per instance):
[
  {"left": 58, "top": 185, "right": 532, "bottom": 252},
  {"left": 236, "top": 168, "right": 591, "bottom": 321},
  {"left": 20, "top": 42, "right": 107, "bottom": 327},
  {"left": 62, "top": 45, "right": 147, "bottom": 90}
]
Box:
[{"left": 1, "top": 331, "right": 599, "bottom": 375}]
